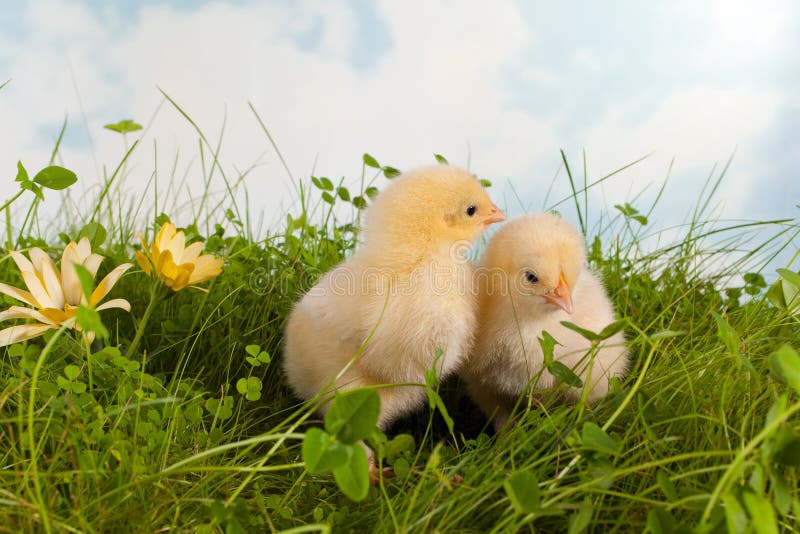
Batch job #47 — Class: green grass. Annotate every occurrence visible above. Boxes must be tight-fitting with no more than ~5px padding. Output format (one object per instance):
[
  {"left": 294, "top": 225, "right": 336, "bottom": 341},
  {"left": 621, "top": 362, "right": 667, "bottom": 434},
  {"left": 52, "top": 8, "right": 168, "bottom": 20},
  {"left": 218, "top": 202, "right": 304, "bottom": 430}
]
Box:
[{"left": 1, "top": 98, "right": 800, "bottom": 533}]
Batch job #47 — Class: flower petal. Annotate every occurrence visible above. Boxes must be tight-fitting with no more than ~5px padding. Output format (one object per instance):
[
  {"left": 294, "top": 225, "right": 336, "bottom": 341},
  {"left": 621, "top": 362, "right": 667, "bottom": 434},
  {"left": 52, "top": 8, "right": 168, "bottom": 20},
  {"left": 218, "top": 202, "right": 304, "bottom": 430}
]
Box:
[
  {"left": 61, "top": 260, "right": 82, "bottom": 306},
  {"left": 138, "top": 232, "right": 150, "bottom": 254},
  {"left": 0, "top": 324, "right": 55, "bottom": 346},
  {"left": 83, "top": 254, "right": 104, "bottom": 278},
  {"left": 171, "top": 268, "right": 193, "bottom": 291},
  {"left": 95, "top": 298, "right": 131, "bottom": 312},
  {"left": 187, "top": 285, "right": 210, "bottom": 293},
  {"left": 90, "top": 263, "right": 133, "bottom": 306},
  {"left": 8, "top": 250, "right": 35, "bottom": 275},
  {"left": 187, "top": 256, "right": 224, "bottom": 285},
  {"left": 157, "top": 223, "right": 176, "bottom": 247},
  {"left": 28, "top": 248, "right": 54, "bottom": 279},
  {"left": 39, "top": 256, "right": 65, "bottom": 310},
  {"left": 179, "top": 241, "right": 204, "bottom": 263},
  {"left": 20, "top": 271, "right": 56, "bottom": 308},
  {"left": 0, "top": 282, "right": 39, "bottom": 307},
  {"left": 0, "top": 305, "right": 55, "bottom": 324},
  {"left": 156, "top": 249, "right": 175, "bottom": 279},
  {"left": 135, "top": 251, "right": 152, "bottom": 275},
  {"left": 167, "top": 230, "right": 186, "bottom": 262},
  {"left": 76, "top": 237, "right": 91, "bottom": 259},
  {"left": 39, "top": 307, "right": 75, "bottom": 325},
  {"left": 61, "top": 242, "right": 80, "bottom": 281}
]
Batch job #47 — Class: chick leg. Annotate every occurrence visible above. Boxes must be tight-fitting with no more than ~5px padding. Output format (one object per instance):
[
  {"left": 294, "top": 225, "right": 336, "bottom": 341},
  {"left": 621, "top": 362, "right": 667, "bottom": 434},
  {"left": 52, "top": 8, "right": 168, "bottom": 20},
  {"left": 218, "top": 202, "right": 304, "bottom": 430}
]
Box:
[{"left": 365, "top": 385, "right": 424, "bottom": 484}]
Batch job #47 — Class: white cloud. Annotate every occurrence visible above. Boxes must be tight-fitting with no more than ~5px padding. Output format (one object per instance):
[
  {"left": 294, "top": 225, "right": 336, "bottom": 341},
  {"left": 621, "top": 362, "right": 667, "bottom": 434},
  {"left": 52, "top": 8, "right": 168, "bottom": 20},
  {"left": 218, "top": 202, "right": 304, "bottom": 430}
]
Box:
[
  {"left": 2, "top": 0, "right": 558, "bottom": 232},
  {"left": 578, "top": 86, "right": 785, "bottom": 219},
  {"left": 0, "top": 0, "right": 795, "bottom": 242}
]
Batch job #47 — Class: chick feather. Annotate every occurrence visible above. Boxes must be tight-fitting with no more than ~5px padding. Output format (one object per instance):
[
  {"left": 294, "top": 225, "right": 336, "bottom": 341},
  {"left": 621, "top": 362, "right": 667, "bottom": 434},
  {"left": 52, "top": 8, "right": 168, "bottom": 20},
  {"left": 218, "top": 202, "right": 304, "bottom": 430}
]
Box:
[
  {"left": 283, "top": 165, "right": 505, "bottom": 430},
  {"left": 461, "top": 213, "right": 627, "bottom": 430}
]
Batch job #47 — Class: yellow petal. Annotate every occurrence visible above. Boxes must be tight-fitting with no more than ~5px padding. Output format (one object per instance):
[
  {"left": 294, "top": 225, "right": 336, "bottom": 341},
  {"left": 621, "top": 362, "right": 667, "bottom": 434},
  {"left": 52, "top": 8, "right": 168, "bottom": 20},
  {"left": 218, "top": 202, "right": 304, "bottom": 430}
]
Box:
[
  {"left": 167, "top": 231, "right": 186, "bottom": 262},
  {"left": 187, "top": 256, "right": 223, "bottom": 285},
  {"left": 39, "top": 256, "right": 65, "bottom": 310},
  {"left": 90, "top": 263, "right": 133, "bottom": 306},
  {"left": 0, "top": 324, "right": 54, "bottom": 347},
  {"left": 95, "top": 298, "right": 131, "bottom": 312},
  {"left": 187, "top": 285, "right": 210, "bottom": 293},
  {"left": 21, "top": 271, "right": 56, "bottom": 309},
  {"left": 157, "top": 223, "right": 176, "bottom": 247},
  {"left": 39, "top": 307, "right": 74, "bottom": 325},
  {"left": 156, "top": 249, "right": 175, "bottom": 279},
  {"left": 0, "top": 282, "right": 39, "bottom": 307},
  {"left": 135, "top": 251, "right": 152, "bottom": 275},
  {"left": 171, "top": 268, "right": 193, "bottom": 291},
  {"left": 150, "top": 240, "right": 161, "bottom": 262},
  {"left": 180, "top": 241, "right": 204, "bottom": 263},
  {"left": 0, "top": 305, "right": 54, "bottom": 324},
  {"left": 137, "top": 232, "right": 150, "bottom": 255}
]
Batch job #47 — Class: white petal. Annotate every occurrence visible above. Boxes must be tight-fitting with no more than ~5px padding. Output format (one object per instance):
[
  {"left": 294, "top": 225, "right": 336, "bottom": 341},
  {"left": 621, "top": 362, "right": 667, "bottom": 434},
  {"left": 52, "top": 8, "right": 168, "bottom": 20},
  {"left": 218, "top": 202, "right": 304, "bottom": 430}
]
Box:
[
  {"left": 90, "top": 263, "right": 133, "bottom": 306},
  {"left": 76, "top": 237, "right": 91, "bottom": 259},
  {"left": 8, "top": 250, "right": 35, "bottom": 275},
  {"left": 0, "top": 324, "right": 54, "bottom": 347},
  {"left": 0, "top": 306, "right": 55, "bottom": 324},
  {"left": 0, "top": 282, "right": 39, "bottom": 307},
  {"left": 95, "top": 298, "right": 131, "bottom": 312},
  {"left": 83, "top": 254, "right": 104, "bottom": 278},
  {"left": 61, "top": 242, "right": 80, "bottom": 280},
  {"left": 28, "top": 248, "right": 53, "bottom": 278},
  {"left": 62, "top": 260, "right": 82, "bottom": 306},
  {"left": 39, "top": 257, "right": 65, "bottom": 310},
  {"left": 20, "top": 271, "right": 56, "bottom": 308}
]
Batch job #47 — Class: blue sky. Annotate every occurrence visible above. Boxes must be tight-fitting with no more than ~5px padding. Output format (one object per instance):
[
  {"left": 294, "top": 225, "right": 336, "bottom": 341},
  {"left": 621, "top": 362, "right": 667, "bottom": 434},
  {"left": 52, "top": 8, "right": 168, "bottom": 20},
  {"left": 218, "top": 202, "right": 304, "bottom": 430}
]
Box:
[{"left": 0, "top": 0, "right": 798, "bottom": 270}]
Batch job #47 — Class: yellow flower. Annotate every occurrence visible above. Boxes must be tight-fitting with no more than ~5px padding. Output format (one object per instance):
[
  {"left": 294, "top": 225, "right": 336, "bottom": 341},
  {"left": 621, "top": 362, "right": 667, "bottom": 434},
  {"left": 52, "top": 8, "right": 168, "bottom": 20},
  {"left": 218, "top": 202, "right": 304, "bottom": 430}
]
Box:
[
  {"left": 135, "top": 222, "right": 223, "bottom": 291},
  {"left": 0, "top": 238, "right": 133, "bottom": 346}
]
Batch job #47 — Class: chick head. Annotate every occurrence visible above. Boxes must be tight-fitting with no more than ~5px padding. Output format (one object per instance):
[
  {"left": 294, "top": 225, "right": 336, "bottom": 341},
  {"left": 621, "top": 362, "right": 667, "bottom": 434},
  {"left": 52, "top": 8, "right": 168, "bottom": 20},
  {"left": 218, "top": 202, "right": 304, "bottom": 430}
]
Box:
[
  {"left": 482, "top": 213, "right": 585, "bottom": 314},
  {"left": 362, "top": 165, "right": 505, "bottom": 252}
]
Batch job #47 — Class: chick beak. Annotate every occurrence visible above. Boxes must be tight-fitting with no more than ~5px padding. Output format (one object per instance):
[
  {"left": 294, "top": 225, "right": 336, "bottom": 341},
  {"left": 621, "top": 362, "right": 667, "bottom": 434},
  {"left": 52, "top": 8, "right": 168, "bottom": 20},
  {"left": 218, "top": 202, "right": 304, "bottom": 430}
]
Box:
[
  {"left": 483, "top": 204, "right": 506, "bottom": 226},
  {"left": 543, "top": 273, "right": 573, "bottom": 314}
]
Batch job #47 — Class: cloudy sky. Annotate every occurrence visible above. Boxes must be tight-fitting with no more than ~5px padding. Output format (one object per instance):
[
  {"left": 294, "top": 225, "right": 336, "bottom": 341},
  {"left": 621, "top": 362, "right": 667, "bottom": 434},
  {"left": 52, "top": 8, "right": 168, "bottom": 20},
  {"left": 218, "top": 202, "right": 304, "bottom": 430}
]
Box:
[{"left": 1, "top": 1, "right": 798, "bottom": 255}]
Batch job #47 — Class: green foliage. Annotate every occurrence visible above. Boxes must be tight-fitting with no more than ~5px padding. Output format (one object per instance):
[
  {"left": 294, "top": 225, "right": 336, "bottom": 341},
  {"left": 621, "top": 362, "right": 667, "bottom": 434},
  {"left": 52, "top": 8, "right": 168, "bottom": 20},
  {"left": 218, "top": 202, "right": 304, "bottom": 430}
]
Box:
[
  {"left": 79, "top": 221, "right": 108, "bottom": 248},
  {"left": 33, "top": 165, "right": 78, "bottom": 190},
  {"left": 614, "top": 202, "right": 648, "bottom": 225},
  {"left": 540, "top": 330, "right": 583, "bottom": 388},
  {"left": 2, "top": 161, "right": 78, "bottom": 213},
  {"left": 301, "top": 388, "right": 380, "bottom": 501},
  {"left": 504, "top": 469, "right": 540, "bottom": 514},
  {"left": 769, "top": 344, "right": 800, "bottom": 393},
  {"left": 1, "top": 109, "right": 798, "bottom": 533},
  {"left": 104, "top": 119, "right": 143, "bottom": 134}
]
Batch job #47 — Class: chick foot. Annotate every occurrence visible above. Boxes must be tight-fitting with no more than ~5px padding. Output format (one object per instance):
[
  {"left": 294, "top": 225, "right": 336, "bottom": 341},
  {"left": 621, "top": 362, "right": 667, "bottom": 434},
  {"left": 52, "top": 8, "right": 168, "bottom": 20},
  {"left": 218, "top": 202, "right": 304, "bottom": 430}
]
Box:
[{"left": 368, "top": 456, "right": 395, "bottom": 485}]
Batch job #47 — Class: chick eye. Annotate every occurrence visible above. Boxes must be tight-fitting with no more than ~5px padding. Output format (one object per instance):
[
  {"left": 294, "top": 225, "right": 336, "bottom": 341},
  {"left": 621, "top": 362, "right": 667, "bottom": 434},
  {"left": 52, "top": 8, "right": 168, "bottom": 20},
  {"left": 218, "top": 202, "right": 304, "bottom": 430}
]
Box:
[
  {"left": 525, "top": 271, "right": 538, "bottom": 284},
  {"left": 465, "top": 205, "right": 477, "bottom": 217}
]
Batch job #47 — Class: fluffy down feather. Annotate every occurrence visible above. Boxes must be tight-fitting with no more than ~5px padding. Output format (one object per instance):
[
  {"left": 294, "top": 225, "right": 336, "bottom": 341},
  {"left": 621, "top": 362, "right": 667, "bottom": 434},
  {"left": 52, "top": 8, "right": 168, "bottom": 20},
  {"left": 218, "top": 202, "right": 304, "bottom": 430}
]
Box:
[
  {"left": 462, "top": 213, "right": 627, "bottom": 430},
  {"left": 283, "top": 165, "right": 504, "bottom": 430}
]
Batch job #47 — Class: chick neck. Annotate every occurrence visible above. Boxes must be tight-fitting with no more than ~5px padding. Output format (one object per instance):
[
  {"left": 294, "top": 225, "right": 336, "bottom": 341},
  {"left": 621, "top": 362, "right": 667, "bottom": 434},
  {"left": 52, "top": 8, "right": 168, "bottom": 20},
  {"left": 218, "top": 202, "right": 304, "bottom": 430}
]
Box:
[{"left": 360, "top": 231, "right": 469, "bottom": 273}]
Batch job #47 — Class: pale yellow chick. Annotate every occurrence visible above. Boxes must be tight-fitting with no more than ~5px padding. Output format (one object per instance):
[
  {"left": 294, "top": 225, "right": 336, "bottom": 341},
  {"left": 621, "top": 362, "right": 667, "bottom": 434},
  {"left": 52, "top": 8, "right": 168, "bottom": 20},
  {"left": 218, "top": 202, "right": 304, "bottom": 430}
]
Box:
[
  {"left": 462, "top": 213, "right": 627, "bottom": 430},
  {"left": 283, "top": 165, "right": 505, "bottom": 433}
]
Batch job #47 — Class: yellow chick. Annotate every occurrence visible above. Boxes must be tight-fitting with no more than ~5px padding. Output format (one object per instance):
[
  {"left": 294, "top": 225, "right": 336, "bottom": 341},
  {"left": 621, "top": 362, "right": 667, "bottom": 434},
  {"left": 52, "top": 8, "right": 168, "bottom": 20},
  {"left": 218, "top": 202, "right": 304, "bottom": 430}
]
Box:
[
  {"left": 283, "top": 165, "right": 505, "bottom": 432},
  {"left": 461, "top": 213, "right": 627, "bottom": 430}
]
